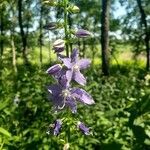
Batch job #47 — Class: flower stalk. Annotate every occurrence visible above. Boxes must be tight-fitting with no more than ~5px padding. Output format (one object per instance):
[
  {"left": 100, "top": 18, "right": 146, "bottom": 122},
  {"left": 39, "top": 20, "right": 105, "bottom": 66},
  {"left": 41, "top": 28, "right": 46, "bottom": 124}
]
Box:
[{"left": 43, "top": 0, "right": 94, "bottom": 142}]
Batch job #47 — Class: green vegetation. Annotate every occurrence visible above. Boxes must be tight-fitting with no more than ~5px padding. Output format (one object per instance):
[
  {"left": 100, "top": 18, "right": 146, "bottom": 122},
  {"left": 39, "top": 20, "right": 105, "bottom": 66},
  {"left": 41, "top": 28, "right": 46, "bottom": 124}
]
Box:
[{"left": 0, "top": 50, "right": 150, "bottom": 149}]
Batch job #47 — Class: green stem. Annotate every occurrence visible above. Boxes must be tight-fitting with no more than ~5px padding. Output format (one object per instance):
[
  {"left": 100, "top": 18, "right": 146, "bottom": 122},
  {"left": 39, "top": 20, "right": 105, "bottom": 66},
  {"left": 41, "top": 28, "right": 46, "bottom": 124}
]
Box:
[
  {"left": 0, "top": 140, "right": 4, "bottom": 150},
  {"left": 64, "top": 0, "right": 69, "bottom": 57}
]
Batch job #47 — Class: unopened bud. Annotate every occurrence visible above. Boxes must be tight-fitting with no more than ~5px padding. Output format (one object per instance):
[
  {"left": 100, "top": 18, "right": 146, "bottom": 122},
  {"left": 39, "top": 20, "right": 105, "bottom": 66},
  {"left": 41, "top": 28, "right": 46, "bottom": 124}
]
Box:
[
  {"left": 68, "top": 5, "right": 80, "bottom": 13},
  {"left": 46, "top": 64, "right": 62, "bottom": 75},
  {"left": 53, "top": 39, "right": 65, "bottom": 53},
  {"left": 43, "top": 22, "right": 57, "bottom": 30},
  {"left": 75, "top": 29, "right": 92, "bottom": 38},
  {"left": 63, "top": 143, "right": 70, "bottom": 150},
  {"left": 43, "top": 0, "right": 57, "bottom": 6}
]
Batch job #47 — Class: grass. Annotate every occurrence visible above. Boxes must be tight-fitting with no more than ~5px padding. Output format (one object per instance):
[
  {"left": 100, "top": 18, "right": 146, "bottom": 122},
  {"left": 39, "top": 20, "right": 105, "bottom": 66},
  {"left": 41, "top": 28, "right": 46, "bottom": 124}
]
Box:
[{"left": 2, "top": 43, "right": 146, "bottom": 70}]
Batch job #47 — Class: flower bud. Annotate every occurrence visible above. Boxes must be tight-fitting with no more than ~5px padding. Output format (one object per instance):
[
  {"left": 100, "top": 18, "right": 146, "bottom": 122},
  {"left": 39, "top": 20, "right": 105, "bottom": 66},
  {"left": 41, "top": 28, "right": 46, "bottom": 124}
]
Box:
[
  {"left": 53, "top": 39, "right": 65, "bottom": 53},
  {"left": 77, "top": 121, "right": 90, "bottom": 135},
  {"left": 46, "top": 64, "right": 62, "bottom": 75},
  {"left": 53, "top": 119, "right": 62, "bottom": 136},
  {"left": 43, "top": 22, "right": 57, "bottom": 30},
  {"left": 68, "top": 5, "right": 80, "bottom": 13},
  {"left": 43, "top": 0, "right": 57, "bottom": 6},
  {"left": 63, "top": 143, "right": 70, "bottom": 150},
  {"left": 75, "top": 29, "right": 92, "bottom": 38}
]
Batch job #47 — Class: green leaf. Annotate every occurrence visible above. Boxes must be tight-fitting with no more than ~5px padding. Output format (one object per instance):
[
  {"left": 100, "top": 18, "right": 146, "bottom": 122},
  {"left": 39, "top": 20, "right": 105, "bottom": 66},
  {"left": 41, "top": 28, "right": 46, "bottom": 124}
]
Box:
[
  {"left": 0, "top": 127, "right": 11, "bottom": 138},
  {"left": 0, "top": 99, "right": 9, "bottom": 111}
]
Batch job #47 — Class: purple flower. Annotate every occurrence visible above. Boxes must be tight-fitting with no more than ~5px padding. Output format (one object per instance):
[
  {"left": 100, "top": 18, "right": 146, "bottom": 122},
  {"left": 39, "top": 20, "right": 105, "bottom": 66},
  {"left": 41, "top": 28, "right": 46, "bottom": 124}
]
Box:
[
  {"left": 75, "top": 29, "right": 92, "bottom": 38},
  {"left": 46, "top": 64, "right": 62, "bottom": 75},
  {"left": 48, "top": 74, "right": 76, "bottom": 112},
  {"left": 48, "top": 77, "right": 94, "bottom": 113},
  {"left": 60, "top": 48, "right": 91, "bottom": 85},
  {"left": 77, "top": 122, "right": 90, "bottom": 135},
  {"left": 53, "top": 39, "right": 65, "bottom": 53},
  {"left": 53, "top": 119, "right": 62, "bottom": 136}
]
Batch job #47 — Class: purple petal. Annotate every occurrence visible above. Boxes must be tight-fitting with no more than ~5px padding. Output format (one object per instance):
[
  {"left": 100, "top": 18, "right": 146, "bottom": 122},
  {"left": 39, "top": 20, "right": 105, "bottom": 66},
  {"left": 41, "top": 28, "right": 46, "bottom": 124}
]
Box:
[
  {"left": 58, "top": 74, "right": 69, "bottom": 88},
  {"left": 53, "top": 68, "right": 66, "bottom": 80},
  {"left": 73, "top": 71, "right": 86, "bottom": 86},
  {"left": 71, "top": 48, "right": 79, "bottom": 63},
  {"left": 53, "top": 119, "right": 62, "bottom": 136},
  {"left": 46, "top": 64, "right": 62, "bottom": 75},
  {"left": 48, "top": 84, "right": 62, "bottom": 96},
  {"left": 66, "top": 70, "right": 73, "bottom": 84},
  {"left": 71, "top": 88, "right": 95, "bottom": 105},
  {"left": 77, "top": 122, "right": 90, "bottom": 135},
  {"left": 51, "top": 94, "right": 65, "bottom": 110},
  {"left": 78, "top": 59, "right": 91, "bottom": 70},
  {"left": 66, "top": 97, "right": 77, "bottom": 113},
  {"left": 61, "top": 58, "right": 72, "bottom": 68}
]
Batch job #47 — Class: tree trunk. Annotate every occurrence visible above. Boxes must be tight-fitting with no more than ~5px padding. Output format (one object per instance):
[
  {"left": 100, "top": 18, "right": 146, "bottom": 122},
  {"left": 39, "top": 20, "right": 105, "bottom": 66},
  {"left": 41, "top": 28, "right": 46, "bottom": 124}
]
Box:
[
  {"left": 48, "top": 31, "right": 51, "bottom": 63},
  {"left": 18, "top": 0, "right": 28, "bottom": 64},
  {"left": 0, "top": 6, "right": 4, "bottom": 57},
  {"left": 136, "top": 0, "right": 150, "bottom": 71},
  {"left": 101, "top": 0, "right": 110, "bottom": 75},
  {"left": 39, "top": 5, "right": 43, "bottom": 67},
  {"left": 11, "top": 34, "right": 17, "bottom": 73}
]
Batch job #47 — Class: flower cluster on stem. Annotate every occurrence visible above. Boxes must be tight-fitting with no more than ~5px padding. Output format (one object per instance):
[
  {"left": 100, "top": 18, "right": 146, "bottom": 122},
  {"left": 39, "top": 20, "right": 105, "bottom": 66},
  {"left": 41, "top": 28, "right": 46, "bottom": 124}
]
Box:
[{"left": 43, "top": 0, "right": 95, "bottom": 137}]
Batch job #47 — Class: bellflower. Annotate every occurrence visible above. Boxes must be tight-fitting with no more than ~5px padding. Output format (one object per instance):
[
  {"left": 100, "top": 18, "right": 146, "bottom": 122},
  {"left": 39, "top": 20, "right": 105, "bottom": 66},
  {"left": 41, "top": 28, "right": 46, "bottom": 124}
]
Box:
[
  {"left": 77, "top": 122, "right": 90, "bottom": 135},
  {"left": 48, "top": 75, "right": 94, "bottom": 113},
  {"left": 48, "top": 75, "right": 77, "bottom": 113},
  {"left": 75, "top": 29, "right": 92, "bottom": 38},
  {"left": 60, "top": 48, "right": 91, "bottom": 85},
  {"left": 53, "top": 119, "right": 62, "bottom": 136},
  {"left": 44, "top": 0, "right": 95, "bottom": 137}
]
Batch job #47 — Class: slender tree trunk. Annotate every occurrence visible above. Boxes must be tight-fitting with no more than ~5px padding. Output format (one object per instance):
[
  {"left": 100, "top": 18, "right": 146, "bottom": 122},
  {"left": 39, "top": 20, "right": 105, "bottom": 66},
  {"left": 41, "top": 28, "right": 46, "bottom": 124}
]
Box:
[
  {"left": 39, "top": 5, "right": 43, "bottom": 67},
  {"left": 0, "top": 6, "right": 4, "bottom": 57},
  {"left": 18, "top": 0, "right": 28, "bottom": 64},
  {"left": 92, "top": 19, "right": 98, "bottom": 65},
  {"left": 136, "top": 0, "right": 150, "bottom": 71},
  {"left": 10, "top": 6, "right": 17, "bottom": 73},
  {"left": 48, "top": 31, "right": 51, "bottom": 63},
  {"left": 0, "top": 5, "right": 4, "bottom": 81},
  {"left": 11, "top": 34, "right": 17, "bottom": 73},
  {"left": 101, "top": 0, "right": 110, "bottom": 75}
]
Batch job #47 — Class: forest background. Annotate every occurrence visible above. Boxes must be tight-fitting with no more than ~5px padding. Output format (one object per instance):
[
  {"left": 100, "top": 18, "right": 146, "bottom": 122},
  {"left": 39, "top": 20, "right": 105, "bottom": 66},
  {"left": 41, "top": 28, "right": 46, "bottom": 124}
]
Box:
[{"left": 0, "top": 0, "right": 150, "bottom": 149}]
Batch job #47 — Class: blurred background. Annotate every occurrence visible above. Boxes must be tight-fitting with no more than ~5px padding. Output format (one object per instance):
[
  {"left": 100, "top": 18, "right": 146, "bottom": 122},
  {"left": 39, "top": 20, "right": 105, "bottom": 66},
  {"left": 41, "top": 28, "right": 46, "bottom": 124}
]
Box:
[{"left": 0, "top": 0, "right": 150, "bottom": 149}]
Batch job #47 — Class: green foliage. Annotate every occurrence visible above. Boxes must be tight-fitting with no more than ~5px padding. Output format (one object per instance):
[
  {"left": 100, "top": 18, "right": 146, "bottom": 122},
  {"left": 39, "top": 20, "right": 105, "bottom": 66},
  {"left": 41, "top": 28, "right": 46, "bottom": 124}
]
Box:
[{"left": 0, "top": 61, "right": 150, "bottom": 149}]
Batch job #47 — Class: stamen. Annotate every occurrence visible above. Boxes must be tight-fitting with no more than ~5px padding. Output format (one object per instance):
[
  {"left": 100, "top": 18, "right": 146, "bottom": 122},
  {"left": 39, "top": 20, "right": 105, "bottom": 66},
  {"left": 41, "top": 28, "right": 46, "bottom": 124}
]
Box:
[
  {"left": 58, "top": 89, "right": 70, "bottom": 109},
  {"left": 73, "top": 64, "right": 79, "bottom": 71}
]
